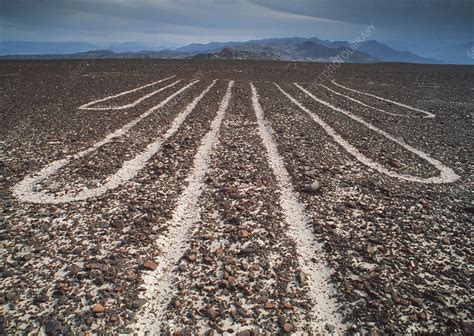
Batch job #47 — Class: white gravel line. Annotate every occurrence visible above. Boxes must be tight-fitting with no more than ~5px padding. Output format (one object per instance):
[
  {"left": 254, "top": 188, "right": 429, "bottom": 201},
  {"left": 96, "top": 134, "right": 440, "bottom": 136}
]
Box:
[
  {"left": 283, "top": 83, "right": 459, "bottom": 184},
  {"left": 331, "top": 80, "right": 435, "bottom": 118},
  {"left": 79, "top": 75, "right": 176, "bottom": 110},
  {"left": 135, "top": 80, "right": 234, "bottom": 334},
  {"left": 318, "top": 84, "right": 407, "bottom": 117},
  {"left": 12, "top": 80, "right": 199, "bottom": 204},
  {"left": 251, "top": 83, "right": 345, "bottom": 334}
]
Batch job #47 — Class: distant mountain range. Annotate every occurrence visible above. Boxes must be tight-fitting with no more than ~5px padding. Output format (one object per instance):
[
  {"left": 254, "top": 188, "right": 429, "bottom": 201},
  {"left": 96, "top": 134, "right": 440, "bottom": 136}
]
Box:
[
  {"left": 1, "top": 38, "right": 473, "bottom": 64},
  {"left": 383, "top": 40, "right": 474, "bottom": 65},
  {"left": 0, "top": 41, "right": 169, "bottom": 55},
  {"left": 192, "top": 48, "right": 282, "bottom": 61}
]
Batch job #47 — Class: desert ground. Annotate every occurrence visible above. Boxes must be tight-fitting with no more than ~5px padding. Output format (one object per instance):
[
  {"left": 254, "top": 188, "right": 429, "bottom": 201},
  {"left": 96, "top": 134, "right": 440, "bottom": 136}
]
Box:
[{"left": 0, "top": 59, "right": 472, "bottom": 335}]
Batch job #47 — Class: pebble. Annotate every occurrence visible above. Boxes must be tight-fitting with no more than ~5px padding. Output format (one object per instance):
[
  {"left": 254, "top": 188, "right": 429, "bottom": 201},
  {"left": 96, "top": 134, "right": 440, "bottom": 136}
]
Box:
[
  {"left": 298, "top": 271, "right": 306, "bottom": 286},
  {"left": 173, "top": 298, "right": 182, "bottom": 308},
  {"left": 325, "top": 323, "right": 335, "bottom": 332},
  {"left": 302, "top": 180, "right": 320, "bottom": 193},
  {"left": 283, "top": 323, "right": 293, "bottom": 333},
  {"left": 283, "top": 302, "right": 293, "bottom": 310},
  {"left": 69, "top": 264, "right": 81, "bottom": 275},
  {"left": 44, "top": 318, "right": 63, "bottom": 335},
  {"left": 92, "top": 303, "right": 105, "bottom": 313},
  {"left": 5, "top": 291, "right": 16, "bottom": 301},
  {"left": 132, "top": 298, "right": 147, "bottom": 310},
  {"left": 219, "top": 280, "right": 230, "bottom": 289},
  {"left": 238, "top": 229, "right": 250, "bottom": 238},
  {"left": 264, "top": 301, "right": 274, "bottom": 309},
  {"left": 143, "top": 260, "right": 158, "bottom": 271}
]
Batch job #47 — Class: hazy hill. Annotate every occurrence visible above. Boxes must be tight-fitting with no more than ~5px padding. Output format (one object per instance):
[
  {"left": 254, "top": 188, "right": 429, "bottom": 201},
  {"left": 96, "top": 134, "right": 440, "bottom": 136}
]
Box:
[
  {"left": 1, "top": 37, "right": 460, "bottom": 64},
  {"left": 0, "top": 41, "right": 99, "bottom": 55},
  {"left": 424, "top": 42, "right": 474, "bottom": 64},
  {"left": 191, "top": 48, "right": 281, "bottom": 61},
  {"left": 176, "top": 37, "right": 438, "bottom": 64}
]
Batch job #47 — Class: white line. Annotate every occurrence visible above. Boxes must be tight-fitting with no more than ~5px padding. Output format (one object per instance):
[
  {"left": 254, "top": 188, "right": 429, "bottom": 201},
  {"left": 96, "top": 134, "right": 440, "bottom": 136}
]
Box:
[
  {"left": 331, "top": 80, "right": 435, "bottom": 118},
  {"left": 13, "top": 80, "right": 201, "bottom": 204},
  {"left": 79, "top": 75, "right": 176, "bottom": 110},
  {"left": 318, "top": 84, "right": 407, "bottom": 117},
  {"left": 135, "top": 81, "right": 234, "bottom": 334},
  {"left": 251, "top": 83, "right": 345, "bottom": 334},
  {"left": 282, "top": 83, "right": 459, "bottom": 184}
]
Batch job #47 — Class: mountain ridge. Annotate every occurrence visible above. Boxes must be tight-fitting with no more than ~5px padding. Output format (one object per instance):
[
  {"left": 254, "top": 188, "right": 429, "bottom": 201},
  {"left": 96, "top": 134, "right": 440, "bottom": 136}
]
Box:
[{"left": 0, "top": 37, "right": 457, "bottom": 64}]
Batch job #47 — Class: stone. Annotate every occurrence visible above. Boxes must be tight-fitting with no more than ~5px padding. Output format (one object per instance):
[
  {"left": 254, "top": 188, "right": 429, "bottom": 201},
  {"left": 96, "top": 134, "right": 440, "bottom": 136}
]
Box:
[
  {"left": 228, "top": 276, "right": 236, "bottom": 286},
  {"left": 283, "top": 323, "right": 293, "bottom": 333},
  {"left": 219, "top": 280, "right": 230, "bottom": 289},
  {"left": 238, "top": 229, "right": 250, "bottom": 239},
  {"left": 298, "top": 271, "right": 306, "bottom": 286},
  {"left": 132, "top": 298, "right": 147, "bottom": 310},
  {"left": 239, "top": 243, "right": 258, "bottom": 255},
  {"left": 264, "top": 301, "right": 273, "bottom": 309},
  {"left": 5, "top": 291, "right": 16, "bottom": 301},
  {"left": 187, "top": 254, "right": 198, "bottom": 262},
  {"left": 143, "top": 260, "right": 158, "bottom": 271},
  {"left": 302, "top": 181, "right": 320, "bottom": 193},
  {"left": 367, "top": 244, "right": 377, "bottom": 254},
  {"left": 325, "top": 323, "right": 335, "bottom": 332},
  {"left": 173, "top": 299, "right": 182, "bottom": 309},
  {"left": 204, "top": 308, "right": 219, "bottom": 319},
  {"left": 92, "top": 303, "right": 105, "bottom": 313},
  {"left": 283, "top": 302, "right": 293, "bottom": 310},
  {"left": 44, "top": 318, "right": 63, "bottom": 335},
  {"left": 109, "top": 313, "right": 119, "bottom": 323},
  {"left": 236, "top": 329, "right": 252, "bottom": 336},
  {"left": 69, "top": 264, "right": 81, "bottom": 275}
]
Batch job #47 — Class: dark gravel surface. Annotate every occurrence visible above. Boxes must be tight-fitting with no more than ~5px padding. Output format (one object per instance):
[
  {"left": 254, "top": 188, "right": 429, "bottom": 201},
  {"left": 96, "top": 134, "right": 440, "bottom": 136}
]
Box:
[
  {"left": 0, "top": 59, "right": 472, "bottom": 334},
  {"left": 163, "top": 81, "right": 311, "bottom": 334}
]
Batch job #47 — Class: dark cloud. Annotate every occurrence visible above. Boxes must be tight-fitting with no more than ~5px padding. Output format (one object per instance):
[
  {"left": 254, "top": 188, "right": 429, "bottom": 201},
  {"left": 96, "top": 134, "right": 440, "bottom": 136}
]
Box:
[
  {"left": 0, "top": 0, "right": 471, "bottom": 46},
  {"left": 250, "top": 0, "right": 473, "bottom": 43}
]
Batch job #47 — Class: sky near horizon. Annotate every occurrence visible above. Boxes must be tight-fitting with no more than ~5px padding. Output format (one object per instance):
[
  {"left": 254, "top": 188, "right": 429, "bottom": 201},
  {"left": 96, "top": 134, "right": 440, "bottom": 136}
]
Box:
[{"left": 0, "top": 0, "right": 472, "bottom": 48}]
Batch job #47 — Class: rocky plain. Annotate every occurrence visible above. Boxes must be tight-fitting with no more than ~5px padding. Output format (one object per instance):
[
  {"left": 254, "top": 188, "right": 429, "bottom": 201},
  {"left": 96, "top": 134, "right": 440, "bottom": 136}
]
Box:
[{"left": 0, "top": 59, "right": 472, "bottom": 334}]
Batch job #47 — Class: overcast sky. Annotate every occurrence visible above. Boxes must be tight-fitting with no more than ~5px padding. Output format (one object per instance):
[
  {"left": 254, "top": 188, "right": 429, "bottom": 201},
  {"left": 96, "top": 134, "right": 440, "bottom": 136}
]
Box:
[{"left": 0, "top": 0, "right": 472, "bottom": 47}]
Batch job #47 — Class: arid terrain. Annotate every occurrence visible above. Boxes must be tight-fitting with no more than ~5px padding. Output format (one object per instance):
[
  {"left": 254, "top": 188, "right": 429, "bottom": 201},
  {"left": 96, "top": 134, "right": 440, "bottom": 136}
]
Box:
[{"left": 0, "top": 59, "right": 472, "bottom": 335}]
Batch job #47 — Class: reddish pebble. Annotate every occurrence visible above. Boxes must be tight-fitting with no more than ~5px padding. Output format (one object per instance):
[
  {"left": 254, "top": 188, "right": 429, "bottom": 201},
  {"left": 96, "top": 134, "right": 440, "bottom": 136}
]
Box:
[
  {"left": 283, "top": 302, "right": 293, "bottom": 310},
  {"left": 228, "top": 276, "right": 236, "bottom": 286},
  {"left": 143, "top": 260, "right": 158, "bottom": 271},
  {"left": 238, "top": 229, "right": 250, "bottom": 238},
  {"left": 283, "top": 323, "right": 293, "bottom": 333},
  {"left": 92, "top": 303, "right": 105, "bottom": 313}
]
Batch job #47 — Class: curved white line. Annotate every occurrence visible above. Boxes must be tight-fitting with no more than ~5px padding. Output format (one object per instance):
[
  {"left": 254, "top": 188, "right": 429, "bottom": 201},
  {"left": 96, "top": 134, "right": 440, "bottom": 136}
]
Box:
[
  {"left": 79, "top": 75, "right": 176, "bottom": 110},
  {"left": 278, "top": 84, "right": 458, "bottom": 184},
  {"left": 251, "top": 83, "right": 345, "bottom": 334},
  {"left": 331, "top": 80, "right": 435, "bottom": 118},
  {"left": 318, "top": 84, "right": 407, "bottom": 117},
  {"left": 135, "top": 81, "right": 234, "bottom": 334},
  {"left": 13, "top": 80, "right": 201, "bottom": 204}
]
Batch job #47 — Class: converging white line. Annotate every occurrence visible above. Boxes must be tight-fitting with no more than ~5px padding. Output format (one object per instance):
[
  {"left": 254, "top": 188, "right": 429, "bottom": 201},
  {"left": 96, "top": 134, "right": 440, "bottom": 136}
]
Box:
[
  {"left": 318, "top": 84, "right": 408, "bottom": 117},
  {"left": 331, "top": 80, "right": 435, "bottom": 118},
  {"left": 79, "top": 75, "right": 176, "bottom": 110},
  {"left": 13, "top": 80, "right": 200, "bottom": 204},
  {"left": 277, "top": 83, "right": 459, "bottom": 184},
  {"left": 251, "top": 83, "right": 345, "bottom": 334},
  {"left": 135, "top": 81, "right": 234, "bottom": 334}
]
